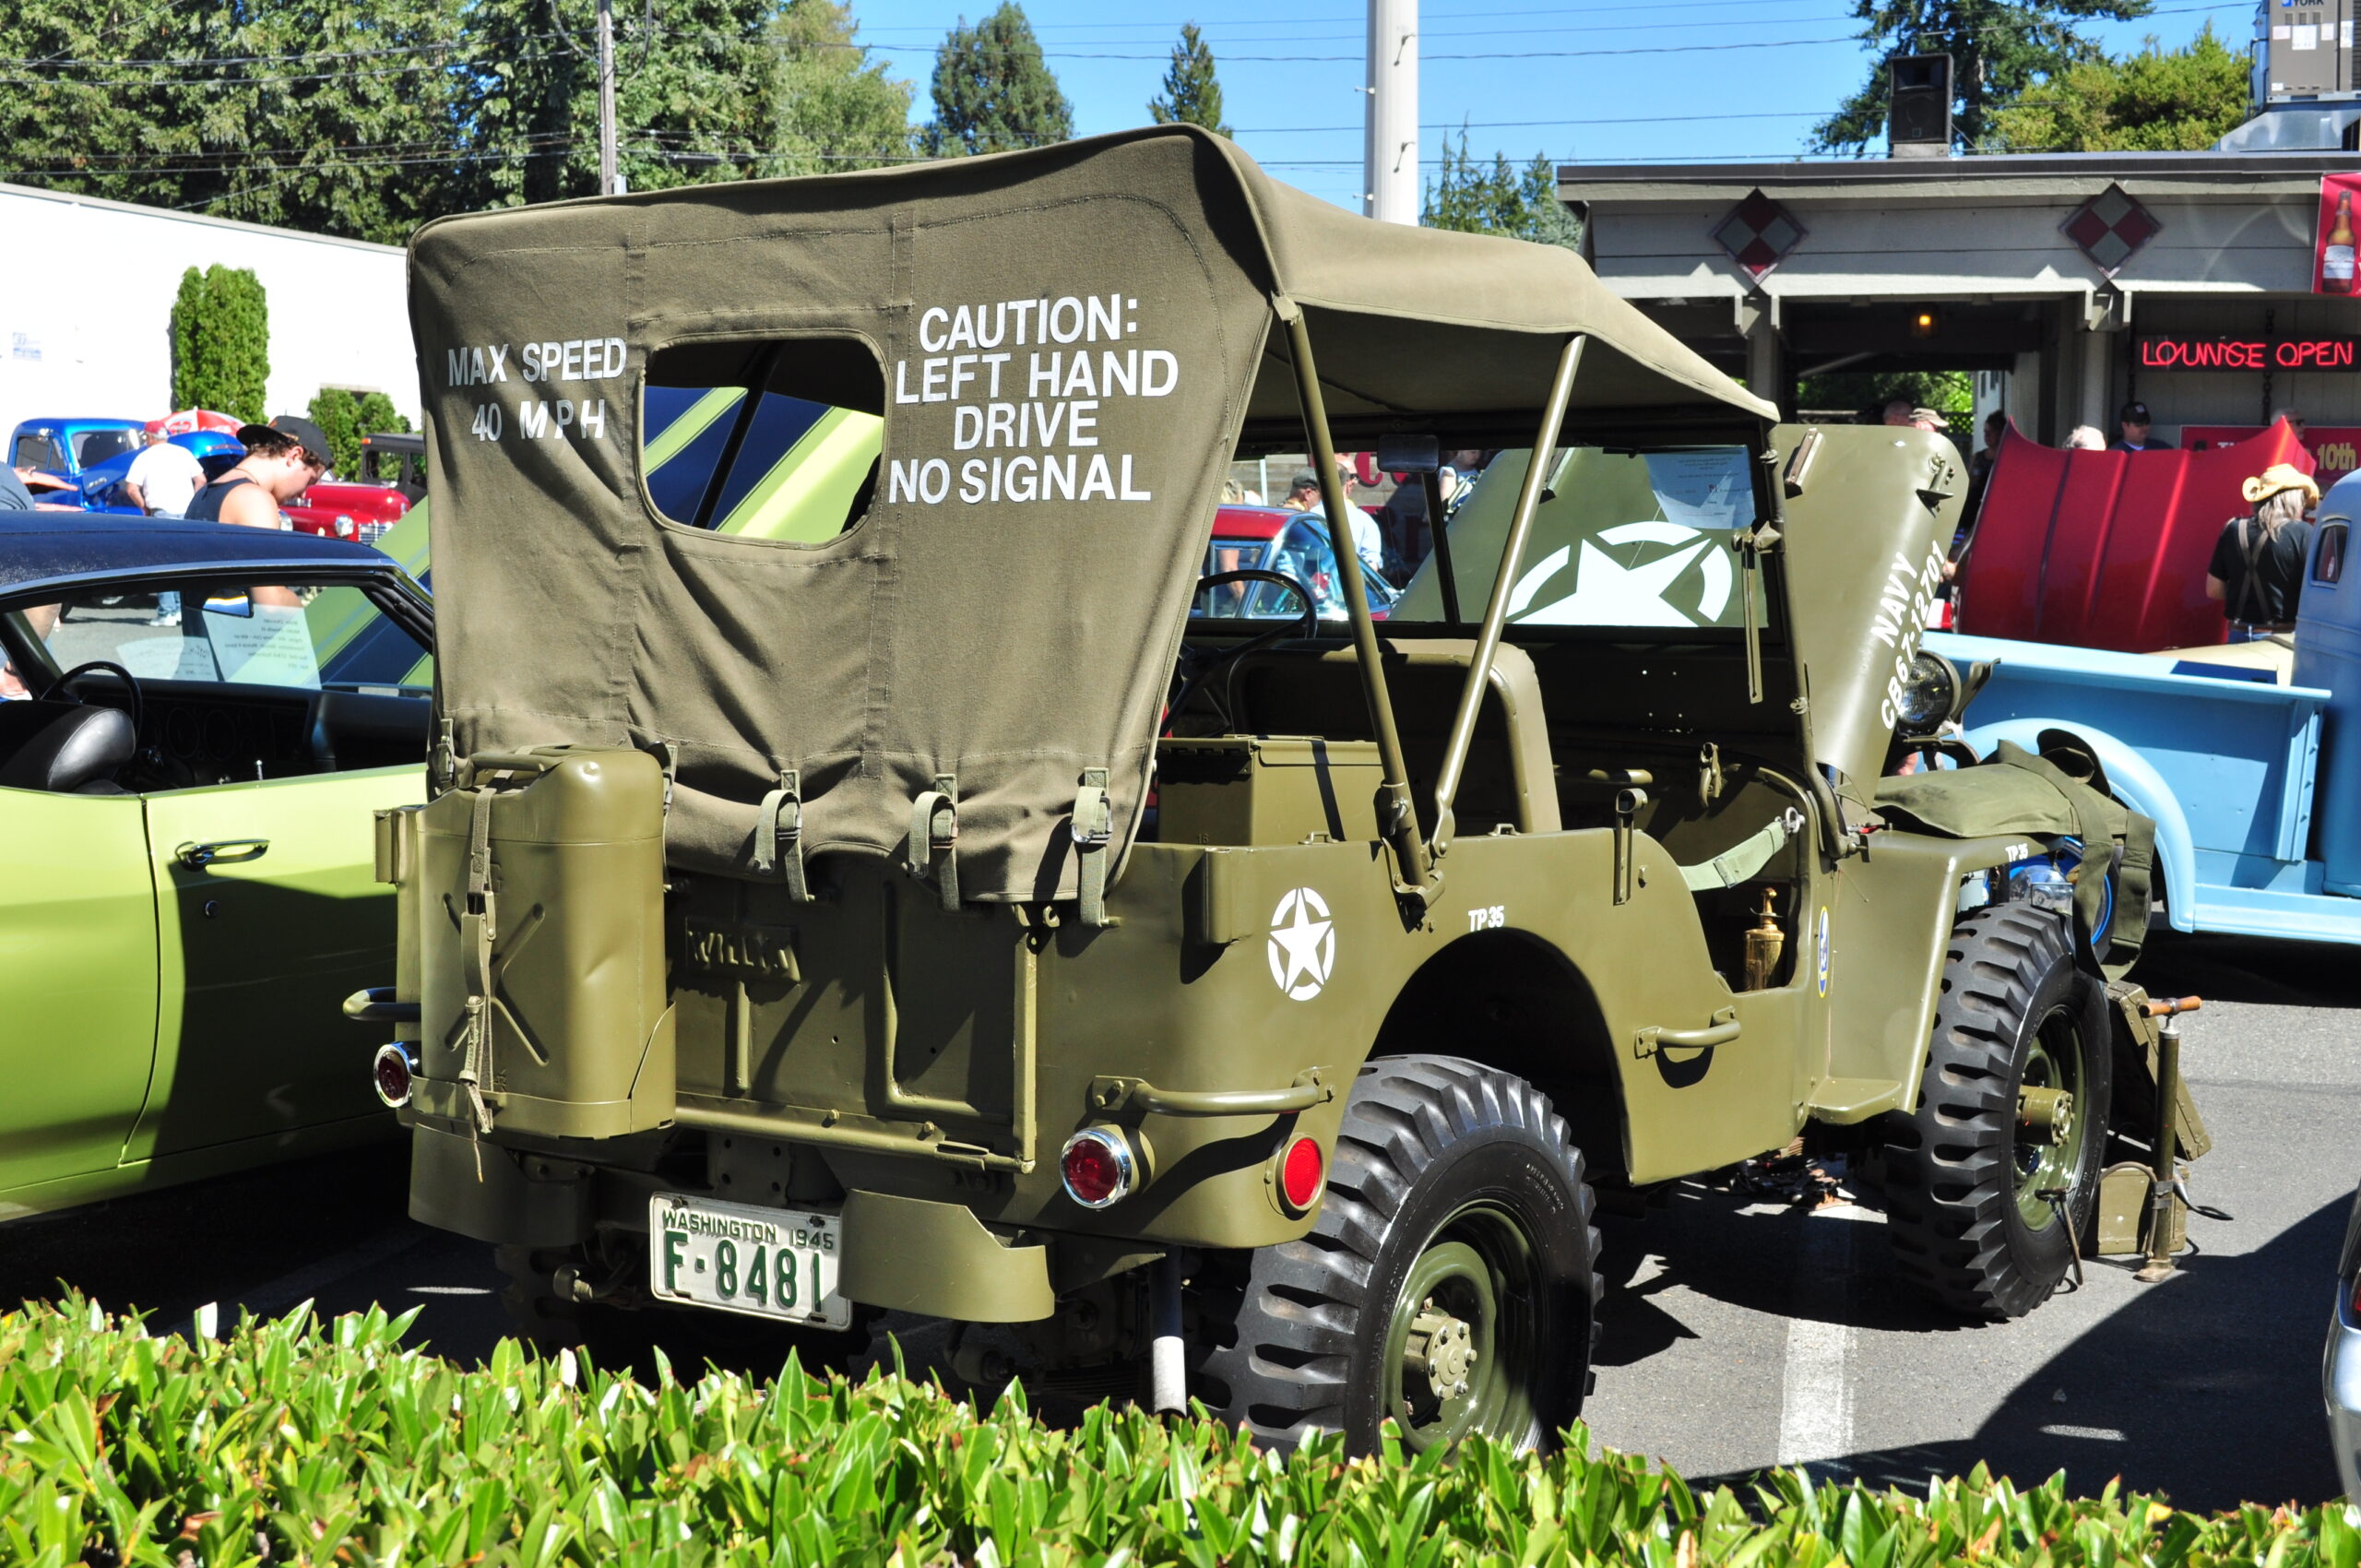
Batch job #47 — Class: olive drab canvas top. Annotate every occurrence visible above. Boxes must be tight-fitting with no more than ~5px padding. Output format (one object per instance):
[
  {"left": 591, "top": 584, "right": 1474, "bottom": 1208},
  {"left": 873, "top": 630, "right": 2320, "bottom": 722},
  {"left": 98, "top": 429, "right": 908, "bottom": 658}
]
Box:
[{"left": 406, "top": 124, "right": 1776, "bottom": 903}]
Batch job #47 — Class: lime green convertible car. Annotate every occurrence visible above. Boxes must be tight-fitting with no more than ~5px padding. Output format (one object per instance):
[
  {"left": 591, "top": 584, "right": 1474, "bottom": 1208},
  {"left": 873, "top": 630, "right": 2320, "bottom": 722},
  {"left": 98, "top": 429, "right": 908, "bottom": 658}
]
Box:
[{"left": 0, "top": 512, "right": 431, "bottom": 1219}]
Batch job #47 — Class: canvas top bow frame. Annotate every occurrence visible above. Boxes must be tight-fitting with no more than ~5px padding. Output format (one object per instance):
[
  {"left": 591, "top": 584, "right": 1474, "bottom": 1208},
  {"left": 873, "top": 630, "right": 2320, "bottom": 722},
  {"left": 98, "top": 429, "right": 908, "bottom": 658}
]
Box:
[{"left": 407, "top": 123, "right": 1775, "bottom": 910}]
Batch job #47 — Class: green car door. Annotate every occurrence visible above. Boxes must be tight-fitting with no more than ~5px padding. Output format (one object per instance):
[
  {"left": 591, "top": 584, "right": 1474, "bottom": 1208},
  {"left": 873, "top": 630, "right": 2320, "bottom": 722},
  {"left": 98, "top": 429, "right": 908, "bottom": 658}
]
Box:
[
  {"left": 27, "top": 574, "right": 432, "bottom": 1168},
  {"left": 0, "top": 789, "right": 160, "bottom": 1201},
  {"left": 133, "top": 765, "right": 424, "bottom": 1157}
]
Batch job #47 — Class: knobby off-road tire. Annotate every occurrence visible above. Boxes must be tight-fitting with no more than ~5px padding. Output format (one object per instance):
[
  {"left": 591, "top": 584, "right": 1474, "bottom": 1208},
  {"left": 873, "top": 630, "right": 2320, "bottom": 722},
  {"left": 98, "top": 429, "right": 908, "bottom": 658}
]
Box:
[
  {"left": 1881, "top": 903, "right": 2112, "bottom": 1320},
  {"left": 1193, "top": 1055, "right": 1599, "bottom": 1455}
]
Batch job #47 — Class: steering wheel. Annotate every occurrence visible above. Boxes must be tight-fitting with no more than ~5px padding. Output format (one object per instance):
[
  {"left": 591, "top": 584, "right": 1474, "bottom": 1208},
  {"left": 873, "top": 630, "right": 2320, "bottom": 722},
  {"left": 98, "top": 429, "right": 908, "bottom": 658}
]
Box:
[
  {"left": 1166, "top": 569, "right": 1318, "bottom": 735},
  {"left": 42, "top": 660, "right": 146, "bottom": 740}
]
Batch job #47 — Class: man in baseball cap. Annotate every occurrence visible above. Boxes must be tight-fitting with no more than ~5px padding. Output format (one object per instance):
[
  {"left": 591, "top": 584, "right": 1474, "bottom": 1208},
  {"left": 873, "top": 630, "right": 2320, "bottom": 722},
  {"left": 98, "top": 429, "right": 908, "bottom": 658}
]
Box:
[
  {"left": 188, "top": 416, "right": 330, "bottom": 533},
  {"left": 2110, "top": 400, "right": 2173, "bottom": 452}
]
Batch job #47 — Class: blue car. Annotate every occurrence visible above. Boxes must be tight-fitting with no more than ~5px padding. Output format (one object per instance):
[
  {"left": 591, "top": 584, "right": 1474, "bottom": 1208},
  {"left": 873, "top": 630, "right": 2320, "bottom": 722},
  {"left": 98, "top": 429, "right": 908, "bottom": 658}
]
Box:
[
  {"left": 1921, "top": 469, "right": 2361, "bottom": 945},
  {"left": 60, "top": 432, "right": 245, "bottom": 513},
  {"left": 7, "top": 418, "right": 147, "bottom": 493}
]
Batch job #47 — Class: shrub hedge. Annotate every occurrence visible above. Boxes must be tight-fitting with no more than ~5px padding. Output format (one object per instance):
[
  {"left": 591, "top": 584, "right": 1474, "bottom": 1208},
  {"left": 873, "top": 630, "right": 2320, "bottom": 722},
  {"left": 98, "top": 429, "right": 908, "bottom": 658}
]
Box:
[{"left": 0, "top": 1295, "right": 2343, "bottom": 1568}]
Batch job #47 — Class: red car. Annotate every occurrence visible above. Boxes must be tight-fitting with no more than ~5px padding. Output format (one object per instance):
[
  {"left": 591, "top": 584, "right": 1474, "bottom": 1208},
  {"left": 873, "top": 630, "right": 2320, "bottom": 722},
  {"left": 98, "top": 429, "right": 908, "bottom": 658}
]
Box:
[
  {"left": 283, "top": 434, "right": 422, "bottom": 544},
  {"left": 1196, "top": 504, "right": 1397, "bottom": 621}
]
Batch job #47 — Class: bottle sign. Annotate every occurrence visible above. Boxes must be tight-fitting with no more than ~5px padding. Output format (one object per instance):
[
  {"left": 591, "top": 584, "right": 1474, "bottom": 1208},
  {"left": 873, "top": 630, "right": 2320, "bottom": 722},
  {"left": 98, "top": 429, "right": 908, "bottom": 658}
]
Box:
[{"left": 2324, "top": 189, "right": 2357, "bottom": 294}]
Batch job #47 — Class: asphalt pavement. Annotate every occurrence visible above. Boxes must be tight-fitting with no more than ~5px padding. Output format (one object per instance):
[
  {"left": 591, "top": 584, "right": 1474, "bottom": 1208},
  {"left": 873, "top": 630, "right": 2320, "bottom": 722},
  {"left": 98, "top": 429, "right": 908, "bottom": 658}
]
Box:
[{"left": 0, "top": 932, "right": 2349, "bottom": 1511}]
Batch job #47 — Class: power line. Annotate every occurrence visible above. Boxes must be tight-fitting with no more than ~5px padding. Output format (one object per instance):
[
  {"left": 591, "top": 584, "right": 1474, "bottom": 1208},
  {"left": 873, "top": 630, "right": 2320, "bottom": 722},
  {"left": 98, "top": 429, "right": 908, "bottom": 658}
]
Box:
[
  {"left": 0, "top": 31, "right": 567, "bottom": 69},
  {"left": 0, "top": 0, "right": 2242, "bottom": 85},
  {"left": 1240, "top": 110, "right": 1831, "bottom": 132}
]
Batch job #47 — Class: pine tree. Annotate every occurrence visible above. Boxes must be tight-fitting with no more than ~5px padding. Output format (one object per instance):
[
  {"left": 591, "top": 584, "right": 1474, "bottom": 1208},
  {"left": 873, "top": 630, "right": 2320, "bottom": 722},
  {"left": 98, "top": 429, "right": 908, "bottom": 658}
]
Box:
[
  {"left": 764, "top": 0, "right": 915, "bottom": 177},
  {"left": 1422, "top": 132, "right": 1582, "bottom": 252},
  {"left": 0, "top": 0, "right": 471, "bottom": 244},
  {"left": 1813, "top": 0, "right": 2153, "bottom": 153},
  {"left": 1148, "top": 23, "right": 1229, "bottom": 137},
  {"left": 922, "top": 4, "right": 1073, "bottom": 158},
  {"left": 1982, "top": 24, "right": 2248, "bottom": 150},
  {"left": 468, "top": 0, "right": 780, "bottom": 208}
]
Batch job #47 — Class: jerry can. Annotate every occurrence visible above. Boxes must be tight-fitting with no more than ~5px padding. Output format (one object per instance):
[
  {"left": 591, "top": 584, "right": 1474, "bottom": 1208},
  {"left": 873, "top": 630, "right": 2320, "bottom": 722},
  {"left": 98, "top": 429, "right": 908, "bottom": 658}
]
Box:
[{"left": 406, "top": 747, "right": 673, "bottom": 1139}]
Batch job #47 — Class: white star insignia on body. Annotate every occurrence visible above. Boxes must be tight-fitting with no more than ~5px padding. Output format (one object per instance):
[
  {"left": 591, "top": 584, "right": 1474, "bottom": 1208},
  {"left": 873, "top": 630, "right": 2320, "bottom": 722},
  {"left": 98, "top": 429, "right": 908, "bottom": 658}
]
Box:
[
  {"left": 1507, "top": 520, "right": 1734, "bottom": 628},
  {"left": 1266, "top": 886, "right": 1335, "bottom": 1001}
]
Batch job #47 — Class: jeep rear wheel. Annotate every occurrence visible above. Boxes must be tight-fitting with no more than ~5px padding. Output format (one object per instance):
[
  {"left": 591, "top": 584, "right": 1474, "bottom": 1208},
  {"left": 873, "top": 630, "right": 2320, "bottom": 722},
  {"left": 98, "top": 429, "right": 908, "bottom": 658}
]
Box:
[
  {"left": 1880, "top": 903, "right": 2111, "bottom": 1320},
  {"left": 1192, "top": 1055, "right": 1598, "bottom": 1455}
]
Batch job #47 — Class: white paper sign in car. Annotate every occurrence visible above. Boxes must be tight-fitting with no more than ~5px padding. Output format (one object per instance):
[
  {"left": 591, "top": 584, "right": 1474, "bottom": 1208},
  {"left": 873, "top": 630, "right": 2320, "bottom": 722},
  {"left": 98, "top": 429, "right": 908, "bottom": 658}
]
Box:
[{"left": 203, "top": 602, "right": 321, "bottom": 689}]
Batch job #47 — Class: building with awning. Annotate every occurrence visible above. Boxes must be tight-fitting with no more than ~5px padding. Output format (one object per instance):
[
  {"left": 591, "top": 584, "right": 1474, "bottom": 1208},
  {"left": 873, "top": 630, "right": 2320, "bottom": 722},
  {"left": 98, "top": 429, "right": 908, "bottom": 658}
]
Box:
[{"left": 1554, "top": 150, "right": 2361, "bottom": 457}]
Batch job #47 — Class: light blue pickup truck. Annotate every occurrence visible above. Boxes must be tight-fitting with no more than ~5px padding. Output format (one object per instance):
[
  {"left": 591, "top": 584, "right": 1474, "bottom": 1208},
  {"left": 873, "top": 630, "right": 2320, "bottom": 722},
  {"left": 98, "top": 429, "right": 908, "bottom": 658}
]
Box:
[{"left": 1926, "top": 476, "right": 2360, "bottom": 945}]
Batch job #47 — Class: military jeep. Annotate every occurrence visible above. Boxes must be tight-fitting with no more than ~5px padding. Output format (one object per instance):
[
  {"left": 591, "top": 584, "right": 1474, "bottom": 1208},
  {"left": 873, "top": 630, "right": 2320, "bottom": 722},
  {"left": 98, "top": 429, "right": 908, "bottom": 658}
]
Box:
[{"left": 374, "top": 126, "right": 2154, "bottom": 1453}]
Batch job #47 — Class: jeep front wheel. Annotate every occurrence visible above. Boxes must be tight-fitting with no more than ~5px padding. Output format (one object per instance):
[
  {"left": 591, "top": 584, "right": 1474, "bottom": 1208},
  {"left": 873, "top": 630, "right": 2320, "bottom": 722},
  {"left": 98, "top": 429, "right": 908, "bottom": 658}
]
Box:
[
  {"left": 1192, "top": 1055, "right": 1598, "bottom": 1454},
  {"left": 1880, "top": 902, "right": 2112, "bottom": 1319}
]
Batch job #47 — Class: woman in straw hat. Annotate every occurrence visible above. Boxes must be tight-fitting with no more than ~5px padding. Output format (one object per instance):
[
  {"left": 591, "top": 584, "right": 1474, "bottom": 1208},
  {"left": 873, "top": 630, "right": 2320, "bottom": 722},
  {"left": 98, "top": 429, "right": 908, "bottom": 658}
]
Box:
[{"left": 2206, "top": 462, "right": 2320, "bottom": 641}]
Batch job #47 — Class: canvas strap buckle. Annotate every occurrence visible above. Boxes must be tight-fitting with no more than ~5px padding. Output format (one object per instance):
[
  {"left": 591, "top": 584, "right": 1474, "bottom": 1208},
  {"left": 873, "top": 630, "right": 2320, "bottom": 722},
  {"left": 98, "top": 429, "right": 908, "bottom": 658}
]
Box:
[
  {"left": 753, "top": 769, "right": 810, "bottom": 901},
  {"left": 651, "top": 742, "right": 680, "bottom": 816},
  {"left": 456, "top": 786, "right": 500, "bottom": 1142},
  {"left": 432, "top": 718, "right": 457, "bottom": 794},
  {"left": 907, "top": 773, "right": 960, "bottom": 912},
  {"left": 1071, "top": 767, "right": 1114, "bottom": 927}
]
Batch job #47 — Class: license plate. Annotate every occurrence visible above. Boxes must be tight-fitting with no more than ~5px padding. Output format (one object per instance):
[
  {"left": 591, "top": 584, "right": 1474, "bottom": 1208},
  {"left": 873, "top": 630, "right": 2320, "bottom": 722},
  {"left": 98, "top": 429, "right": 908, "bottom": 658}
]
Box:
[{"left": 648, "top": 1194, "right": 849, "bottom": 1328}]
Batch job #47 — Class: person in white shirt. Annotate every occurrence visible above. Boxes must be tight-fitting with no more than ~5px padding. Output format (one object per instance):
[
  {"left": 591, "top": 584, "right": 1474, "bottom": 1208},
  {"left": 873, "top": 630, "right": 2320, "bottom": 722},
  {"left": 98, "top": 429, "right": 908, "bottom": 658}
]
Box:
[
  {"left": 1283, "top": 470, "right": 1384, "bottom": 577},
  {"left": 124, "top": 430, "right": 207, "bottom": 517}
]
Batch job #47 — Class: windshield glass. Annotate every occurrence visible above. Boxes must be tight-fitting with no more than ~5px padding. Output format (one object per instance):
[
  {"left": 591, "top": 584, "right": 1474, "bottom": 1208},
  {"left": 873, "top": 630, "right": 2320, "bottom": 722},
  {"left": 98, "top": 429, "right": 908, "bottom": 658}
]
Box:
[
  {"left": 1394, "top": 445, "right": 1758, "bottom": 631},
  {"left": 72, "top": 428, "right": 142, "bottom": 466}
]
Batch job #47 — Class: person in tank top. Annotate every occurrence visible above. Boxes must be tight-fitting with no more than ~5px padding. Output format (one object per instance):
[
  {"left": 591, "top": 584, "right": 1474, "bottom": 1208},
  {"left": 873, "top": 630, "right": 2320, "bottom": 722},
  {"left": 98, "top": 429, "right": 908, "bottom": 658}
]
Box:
[{"left": 187, "top": 418, "right": 331, "bottom": 609}]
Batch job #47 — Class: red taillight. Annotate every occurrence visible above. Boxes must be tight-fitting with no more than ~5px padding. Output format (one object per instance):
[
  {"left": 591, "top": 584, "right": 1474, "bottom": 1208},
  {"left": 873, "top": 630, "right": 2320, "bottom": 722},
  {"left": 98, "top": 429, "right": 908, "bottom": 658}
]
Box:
[
  {"left": 1279, "top": 1135, "right": 1324, "bottom": 1212},
  {"left": 373, "top": 1043, "right": 414, "bottom": 1109},
  {"left": 1060, "top": 1128, "right": 1134, "bottom": 1209}
]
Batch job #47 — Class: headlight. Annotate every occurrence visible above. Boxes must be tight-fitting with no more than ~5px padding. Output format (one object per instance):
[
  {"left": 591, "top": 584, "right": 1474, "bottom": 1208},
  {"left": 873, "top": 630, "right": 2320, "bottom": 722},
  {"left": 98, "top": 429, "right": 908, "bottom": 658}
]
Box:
[{"left": 1895, "top": 650, "right": 1962, "bottom": 737}]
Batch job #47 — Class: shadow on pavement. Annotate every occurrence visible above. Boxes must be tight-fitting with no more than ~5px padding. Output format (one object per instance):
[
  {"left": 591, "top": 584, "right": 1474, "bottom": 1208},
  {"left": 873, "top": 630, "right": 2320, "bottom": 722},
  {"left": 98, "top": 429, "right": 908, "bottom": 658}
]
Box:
[
  {"left": 2134, "top": 933, "right": 2361, "bottom": 1009},
  {"left": 1657, "top": 1194, "right": 2345, "bottom": 1514},
  {"left": 1845, "top": 1194, "right": 2343, "bottom": 1511}
]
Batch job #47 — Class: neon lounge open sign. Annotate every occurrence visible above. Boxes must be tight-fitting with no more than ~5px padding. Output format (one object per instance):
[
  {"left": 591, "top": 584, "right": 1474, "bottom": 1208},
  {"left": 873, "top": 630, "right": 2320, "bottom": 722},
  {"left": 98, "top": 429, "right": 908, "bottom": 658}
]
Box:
[{"left": 2137, "top": 335, "right": 2361, "bottom": 370}]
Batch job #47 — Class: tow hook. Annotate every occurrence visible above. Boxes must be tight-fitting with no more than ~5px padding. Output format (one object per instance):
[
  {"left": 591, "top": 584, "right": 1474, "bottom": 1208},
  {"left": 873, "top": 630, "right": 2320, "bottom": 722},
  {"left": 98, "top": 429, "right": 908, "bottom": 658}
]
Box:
[
  {"left": 2018, "top": 1085, "right": 2074, "bottom": 1146},
  {"left": 1404, "top": 1298, "right": 1477, "bottom": 1404}
]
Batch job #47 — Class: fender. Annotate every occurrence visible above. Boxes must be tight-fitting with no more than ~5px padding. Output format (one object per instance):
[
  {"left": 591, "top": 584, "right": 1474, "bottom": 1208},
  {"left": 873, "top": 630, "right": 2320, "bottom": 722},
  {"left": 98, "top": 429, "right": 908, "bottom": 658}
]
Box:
[{"left": 1958, "top": 717, "right": 2195, "bottom": 932}]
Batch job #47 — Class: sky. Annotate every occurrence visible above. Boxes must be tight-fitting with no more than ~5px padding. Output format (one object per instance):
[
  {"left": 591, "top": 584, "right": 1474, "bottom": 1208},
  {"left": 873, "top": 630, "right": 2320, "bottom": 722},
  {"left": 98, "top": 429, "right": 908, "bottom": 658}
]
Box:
[{"left": 841, "top": 0, "right": 2256, "bottom": 211}]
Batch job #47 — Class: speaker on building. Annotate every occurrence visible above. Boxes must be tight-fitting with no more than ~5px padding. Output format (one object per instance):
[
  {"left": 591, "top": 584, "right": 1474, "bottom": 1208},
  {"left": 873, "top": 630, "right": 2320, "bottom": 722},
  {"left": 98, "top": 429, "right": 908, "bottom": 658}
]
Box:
[{"left": 1889, "top": 53, "right": 1953, "bottom": 159}]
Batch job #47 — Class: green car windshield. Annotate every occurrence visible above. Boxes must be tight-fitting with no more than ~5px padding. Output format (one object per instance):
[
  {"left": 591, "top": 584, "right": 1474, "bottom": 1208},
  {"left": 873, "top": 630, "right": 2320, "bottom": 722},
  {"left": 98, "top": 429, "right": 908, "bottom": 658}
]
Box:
[{"left": 1394, "top": 445, "right": 1758, "bottom": 633}]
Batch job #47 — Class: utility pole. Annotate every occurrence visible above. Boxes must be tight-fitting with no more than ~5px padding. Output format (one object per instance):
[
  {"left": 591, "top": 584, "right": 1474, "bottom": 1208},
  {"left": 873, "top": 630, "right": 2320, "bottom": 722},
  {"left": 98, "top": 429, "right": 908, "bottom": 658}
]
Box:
[
  {"left": 1363, "top": 0, "right": 1418, "bottom": 224},
  {"left": 597, "top": 0, "right": 619, "bottom": 196}
]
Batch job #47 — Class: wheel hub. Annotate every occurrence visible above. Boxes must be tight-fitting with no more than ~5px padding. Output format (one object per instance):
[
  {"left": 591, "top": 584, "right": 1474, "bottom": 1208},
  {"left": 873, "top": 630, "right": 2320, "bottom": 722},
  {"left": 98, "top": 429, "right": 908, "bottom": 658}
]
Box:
[
  {"left": 2018, "top": 1085, "right": 2074, "bottom": 1146},
  {"left": 1402, "top": 1297, "right": 1477, "bottom": 1404}
]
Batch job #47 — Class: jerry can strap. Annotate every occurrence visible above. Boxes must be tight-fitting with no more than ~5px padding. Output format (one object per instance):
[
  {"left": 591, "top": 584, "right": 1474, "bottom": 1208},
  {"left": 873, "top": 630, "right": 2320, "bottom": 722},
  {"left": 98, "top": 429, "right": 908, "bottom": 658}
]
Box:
[
  {"left": 457, "top": 787, "right": 500, "bottom": 1135},
  {"left": 908, "top": 773, "right": 960, "bottom": 912},
  {"left": 1071, "top": 767, "right": 1113, "bottom": 927},
  {"left": 753, "top": 769, "right": 811, "bottom": 901}
]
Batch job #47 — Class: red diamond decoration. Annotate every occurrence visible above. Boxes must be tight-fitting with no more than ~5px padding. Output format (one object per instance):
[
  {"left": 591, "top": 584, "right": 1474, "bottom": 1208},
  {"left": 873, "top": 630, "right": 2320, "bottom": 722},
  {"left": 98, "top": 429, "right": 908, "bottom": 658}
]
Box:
[
  {"left": 2062, "top": 184, "right": 2160, "bottom": 276},
  {"left": 1711, "top": 188, "right": 1806, "bottom": 279}
]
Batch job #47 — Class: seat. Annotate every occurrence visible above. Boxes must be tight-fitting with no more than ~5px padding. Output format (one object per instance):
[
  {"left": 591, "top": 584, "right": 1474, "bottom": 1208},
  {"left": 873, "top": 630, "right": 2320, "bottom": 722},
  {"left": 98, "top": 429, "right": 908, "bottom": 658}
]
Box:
[
  {"left": 1222, "top": 638, "right": 1561, "bottom": 837},
  {"left": 0, "top": 704, "right": 135, "bottom": 793}
]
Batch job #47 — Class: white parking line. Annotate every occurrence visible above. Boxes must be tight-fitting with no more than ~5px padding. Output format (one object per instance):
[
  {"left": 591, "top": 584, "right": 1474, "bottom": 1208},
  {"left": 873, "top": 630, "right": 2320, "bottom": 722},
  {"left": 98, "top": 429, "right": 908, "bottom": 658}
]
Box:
[
  {"left": 1776, "top": 1203, "right": 1879, "bottom": 1478},
  {"left": 236, "top": 1225, "right": 433, "bottom": 1321}
]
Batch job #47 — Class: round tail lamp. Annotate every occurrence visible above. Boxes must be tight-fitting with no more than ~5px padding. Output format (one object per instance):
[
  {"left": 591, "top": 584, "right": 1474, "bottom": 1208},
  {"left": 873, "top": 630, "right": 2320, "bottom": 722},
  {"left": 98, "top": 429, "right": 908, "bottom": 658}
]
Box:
[
  {"left": 1059, "top": 1127, "right": 1135, "bottom": 1209},
  {"left": 372, "top": 1043, "right": 416, "bottom": 1109},
  {"left": 1278, "top": 1134, "right": 1325, "bottom": 1213}
]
